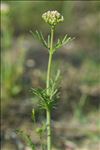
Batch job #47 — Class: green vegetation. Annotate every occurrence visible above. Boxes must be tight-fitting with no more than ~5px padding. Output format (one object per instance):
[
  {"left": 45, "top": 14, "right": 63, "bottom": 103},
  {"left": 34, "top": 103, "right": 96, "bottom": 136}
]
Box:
[
  {"left": 18, "top": 10, "right": 72, "bottom": 150},
  {"left": 1, "top": 1, "right": 100, "bottom": 150}
]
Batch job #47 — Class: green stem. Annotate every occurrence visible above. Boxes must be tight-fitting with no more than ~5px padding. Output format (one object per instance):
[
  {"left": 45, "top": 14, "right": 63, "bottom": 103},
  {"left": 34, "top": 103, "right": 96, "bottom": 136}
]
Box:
[
  {"left": 46, "top": 28, "right": 54, "bottom": 150},
  {"left": 46, "top": 109, "right": 51, "bottom": 150},
  {"left": 46, "top": 28, "right": 54, "bottom": 93}
]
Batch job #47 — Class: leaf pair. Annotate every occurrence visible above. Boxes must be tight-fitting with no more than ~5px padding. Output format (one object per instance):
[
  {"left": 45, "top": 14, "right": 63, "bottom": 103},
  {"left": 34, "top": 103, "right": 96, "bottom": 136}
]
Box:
[{"left": 30, "top": 30, "right": 74, "bottom": 54}]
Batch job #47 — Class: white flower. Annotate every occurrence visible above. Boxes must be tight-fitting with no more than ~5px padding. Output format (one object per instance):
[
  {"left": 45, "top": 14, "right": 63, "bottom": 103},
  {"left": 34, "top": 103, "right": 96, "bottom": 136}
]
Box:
[{"left": 42, "top": 10, "right": 64, "bottom": 27}]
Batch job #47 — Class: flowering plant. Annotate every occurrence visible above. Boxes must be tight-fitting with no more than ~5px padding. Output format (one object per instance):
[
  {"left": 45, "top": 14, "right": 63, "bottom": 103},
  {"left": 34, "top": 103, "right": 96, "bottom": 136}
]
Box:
[{"left": 17, "top": 10, "right": 73, "bottom": 150}]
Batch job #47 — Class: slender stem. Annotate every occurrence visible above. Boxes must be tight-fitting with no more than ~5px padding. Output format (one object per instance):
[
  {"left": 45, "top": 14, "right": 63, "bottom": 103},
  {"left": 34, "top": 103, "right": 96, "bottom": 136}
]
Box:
[
  {"left": 46, "top": 28, "right": 54, "bottom": 150},
  {"left": 46, "top": 28, "right": 54, "bottom": 93},
  {"left": 46, "top": 52, "right": 53, "bottom": 94},
  {"left": 46, "top": 109, "right": 51, "bottom": 150}
]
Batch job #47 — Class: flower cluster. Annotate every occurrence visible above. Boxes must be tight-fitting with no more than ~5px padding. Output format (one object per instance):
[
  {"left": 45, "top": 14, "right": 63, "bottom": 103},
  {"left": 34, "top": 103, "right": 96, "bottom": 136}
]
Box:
[{"left": 42, "top": 10, "right": 64, "bottom": 28}]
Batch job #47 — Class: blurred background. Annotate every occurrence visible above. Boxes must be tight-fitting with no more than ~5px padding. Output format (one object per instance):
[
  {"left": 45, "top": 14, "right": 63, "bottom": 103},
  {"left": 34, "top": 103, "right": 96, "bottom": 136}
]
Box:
[{"left": 1, "top": 1, "right": 100, "bottom": 150}]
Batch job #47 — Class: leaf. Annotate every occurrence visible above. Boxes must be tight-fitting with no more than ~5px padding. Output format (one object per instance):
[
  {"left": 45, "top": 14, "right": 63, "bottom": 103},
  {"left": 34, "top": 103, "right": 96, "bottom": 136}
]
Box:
[
  {"left": 62, "top": 34, "right": 68, "bottom": 43},
  {"left": 54, "top": 35, "right": 74, "bottom": 51},
  {"left": 16, "top": 129, "right": 36, "bottom": 150},
  {"left": 30, "top": 30, "right": 48, "bottom": 48},
  {"left": 36, "top": 30, "right": 41, "bottom": 40},
  {"left": 62, "top": 37, "right": 71, "bottom": 45},
  {"left": 50, "top": 70, "right": 61, "bottom": 92},
  {"left": 39, "top": 31, "right": 48, "bottom": 48},
  {"left": 48, "top": 69, "right": 61, "bottom": 108},
  {"left": 31, "top": 70, "right": 61, "bottom": 110},
  {"left": 36, "top": 122, "right": 46, "bottom": 135},
  {"left": 32, "top": 88, "right": 49, "bottom": 110},
  {"left": 30, "top": 30, "right": 36, "bottom": 38},
  {"left": 32, "top": 85, "right": 60, "bottom": 110}
]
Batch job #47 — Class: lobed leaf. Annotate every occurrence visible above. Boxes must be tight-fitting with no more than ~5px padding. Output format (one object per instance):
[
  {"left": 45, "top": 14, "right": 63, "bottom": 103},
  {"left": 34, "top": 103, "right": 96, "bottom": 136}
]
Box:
[
  {"left": 30, "top": 30, "right": 48, "bottom": 48},
  {"left": 32, "top": 88, "right": 49, "bottom": 109},
  {"left": 32, "top": 85, "right": 60, "bottom": 110},
  {"left": 54, "top": 34, "right": 74, "bottom": 51}
]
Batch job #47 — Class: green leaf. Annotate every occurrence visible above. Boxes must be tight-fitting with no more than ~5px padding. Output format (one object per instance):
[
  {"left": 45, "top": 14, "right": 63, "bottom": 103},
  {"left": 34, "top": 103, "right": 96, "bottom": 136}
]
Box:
[
  {"left": 36, "top": 30, "right": 41, "bottom": 40},
  {"left": 49, "top": 69, "right": 61, "bottom": 108},
  {"left": 16, "top": 129, "right": 36, "bottom": 150},
  {"left": 39, "top": 31, "right": 48, "bottom": 48},
  {"left": 62, "top": 37, "right": 71, "bottom": 45},
  {"left": 32, "top": 85, "right": 60, "bottom": 110},
  {"left": 30, "top": 30, "right": 48, "bottom": 48},
  {"left": 62, "top": 34, "right": 68, "bottom": 43},
  {"left": 54, "top": 35, "right": 74, "bottom": 51},
  {"left": 36, "top": 122, "right": 46, "bottom": 135},
  {"left": 30, "top": 30, "right": 36, "bottom": 38},
  {"left": 32, "top": 88, "right": 49, "bottom": 110}
]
